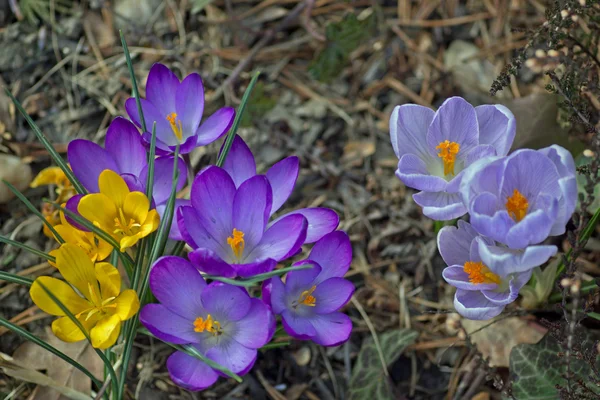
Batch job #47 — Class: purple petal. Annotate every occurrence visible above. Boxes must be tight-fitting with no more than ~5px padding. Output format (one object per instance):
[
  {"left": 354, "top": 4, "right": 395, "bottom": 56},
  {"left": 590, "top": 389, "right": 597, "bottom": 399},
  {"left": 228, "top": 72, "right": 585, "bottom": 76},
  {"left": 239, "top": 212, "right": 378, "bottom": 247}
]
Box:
[
  {"left": 146, "top": 63, "right": 179, "bottom": 116},
  {"left": 307, "top": 231, "right": 352, "bottom": 283},
  {"left": 310, "top": 312, "right": 352, "bottom": 346},
  {"left": 312, "top": 278, "right": 354, "bottom": 313},
  {"left": 454, "top": 289, "right": 505, "bottom": 320},
  {"left": 149, "top": 256, "right": 207, "bottom": 320},
  {"left": 140, "top": 131, "right": 172, "bottom": 155},
  {"left": 232, "top": 175, "right": 272, "bottom": 253},
  {"left": 156, "top": 199, "right": 189, "bottom": 241},
  {"left": 504, "top": 196, "right": 558, "bottom": 248},
  {"left": 390, "top": 104, "right": 436, "bottom": 160},
  {"left": 436, "top": 221, "right": 478, "bottom": 267},
  {"left": 67, "top": 139, "right": 118, "bottom": 192},
  {"left": 195, "top": 107, "right": 235, "bottom": 146},
  {"left": 475, "top": 104, "right": 516, "bottom": 156},
  {"left": 266, "top": 277, "right": 286, "bottom": 314},
  {"left": 266, "top": 156, "right": 299, "bottom": 215},
  {"left": 201, "top": 283, "right": 251, "bottom": 322},
  {"left": 464, "top": 144, "right": 497, "bottom": 166},
  {"left": 482, "top": 269, "right": 532, "bottom": 306},
  {"left": 272, "top": 207, "right": 339, "bottom": 243},
  {"left": 442, "top": 265, "right": 497, "bottom": 291},
  {"left": 167, "top": 351, "right": 219, "bottom": 391},
  {"left": 246, "top": 214, "right": 307, "bottom": 262},
  {"left": 126, "top": 98, "right": 175, "bottom": 146},
  {"left": 205, "top": 339, "right": 257, "bottom": 374},
  {"left": 281, "top": 310, "right": 317, "bottom": 339},
  {"left": 221, "top": 135, "right": 256, "bottom": 188},
  {"left": 396, "top": 154, "right": 448, "bottom": 192},
  {"left": 177, "top": 135, "right": 201, "bottom": 155},
  {"left": 176, "top": 73, "right": 204, "bottom": 140},
  {"left": 188, "top": 248, "right": 236, "bottom": 278},
  {"left": 500, "top": 149, "right": 562, "bottom": 201},
  {"left": 65, "top": 195, "right": 88, "bottom": 231},
  {"left": 231, "top": 298, "right": 273, "bottom": 348},
  {"left": 459, "top": 156, "right": 504, "bottom": 211},
  {"left": 121, "top": 173, "right": 145, "bottom": 193},
  {"left": 233, "top": 259, "right": 277, "bottom": 278},
  {"left": 427, "top": 97, "right": 479, "bottom": 156},
  {"left": 140, "top": 304, "right": 199, "bottom": 344},
  {"left": 469, "top": 192, "right": 513, "bottom": 242},
  {"left": 140, "top": 156, "right": 187, "bottom": 206},
  {"left": 477, "top": 237, "right": 557, "bottom": 276},
  {"left": 413, "top": 191, "right": 467, "bottom": 220},
  {"left": 105, "top": 117, "right": 147, "bottom": 177},
  {"left": 285, "top": 262, "right": 321, "bottom": 294},
  {"left": 178, "top": 206, "right": 229, "bottom": 259}
]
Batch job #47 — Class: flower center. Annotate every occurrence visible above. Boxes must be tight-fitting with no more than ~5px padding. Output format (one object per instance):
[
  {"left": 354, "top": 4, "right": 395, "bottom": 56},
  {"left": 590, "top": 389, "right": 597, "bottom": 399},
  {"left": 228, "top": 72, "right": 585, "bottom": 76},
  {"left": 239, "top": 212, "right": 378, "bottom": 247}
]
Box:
[
  {"left": 505, "top": 189, "right": 529, "bottom": 222},
  {"left": 227, "top": 228, "right": 245, "bottom": 260},
  {"left": 436, "top": 140, "right": 460, "bottom": 176},
  {"left": 297, "top": 285, "right": 317, "bottom": 307},
  {"left": 113, "top": 208, "right": 141, "bottom": 236},
  {"left": 166, "top": 112, "right": 184, "bottom": 142},
  {"left": 463, "top": 261, "right": 501, "bottom": 285},
  {"left": 193, "top": 314, "right": 222, "bottom": 336},
  {"left": 75, "top": 284, "right": 117, "bottom": 321}
]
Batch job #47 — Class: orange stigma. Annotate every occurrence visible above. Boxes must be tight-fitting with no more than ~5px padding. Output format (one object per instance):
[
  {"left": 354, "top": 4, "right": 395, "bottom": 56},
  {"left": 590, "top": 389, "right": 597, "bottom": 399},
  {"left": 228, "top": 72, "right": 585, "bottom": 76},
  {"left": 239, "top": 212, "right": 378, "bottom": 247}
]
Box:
[
  {"left": 193, "top": 314, "right": 221, "bottom": 336},
  {"left": 227, "top": 228, "right": 245, "bottom": 260},
  {"left": 436, "top": 140, "right": 460, "bottom": 176},
  {"left": 463, "top": 261, "right": 501, "bottom": 285},
  {"left": 166, "top": 112, "right": 183, "bottom": 141},
  {"left": 298, "top": 285, "right": 317, "bottom": 307},
  {"left": 506, "top": 189, "right": 529, "bottom": 222}
]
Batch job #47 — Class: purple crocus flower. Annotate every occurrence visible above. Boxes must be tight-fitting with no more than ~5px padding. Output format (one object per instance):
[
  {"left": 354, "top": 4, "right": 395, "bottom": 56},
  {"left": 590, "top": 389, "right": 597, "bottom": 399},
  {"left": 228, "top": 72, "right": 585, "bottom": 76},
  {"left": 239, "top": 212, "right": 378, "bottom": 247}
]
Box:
[
  {"left": 140, "top": 256, "right": 274, "bottom": 391},
  {"left": 220, "top": 135, "right": 339, "bottom": 243},
  {"left": 390, "top": 97, "right": 516, "bottom": 220},
  {"left": 67, "top": 117, "right": 188, "bottom": 239},
  {"left": 126, "top": 63, "right": 235, "bottom": 154},
  {"left": 460, "top": 145, "right": 577, "bottom": 249},
  {"left": 438, "top": 220, "right": 556, "bottom": 320},
  {"left": 264, "top": 231, "right": 354, "bottom": 346},
  {"left": 179, "top": 166, "right": 309, "bottom": 278}
]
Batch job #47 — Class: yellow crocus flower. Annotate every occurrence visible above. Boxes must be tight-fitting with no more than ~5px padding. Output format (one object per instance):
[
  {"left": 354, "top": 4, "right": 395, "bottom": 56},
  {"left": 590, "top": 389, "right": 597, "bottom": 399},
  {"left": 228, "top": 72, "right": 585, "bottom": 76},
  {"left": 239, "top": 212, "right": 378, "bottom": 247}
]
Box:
[
  {"left": 77, "top": 170, "right": 159, "bottom": 252},
  {"left": 50, "top": 211, "right": 112, "bottom": 263},
  {"left": 30, "top": 244, "right": 139, "bottom": 349},
  {"left": 30, "top": 166, "right": 75, "bottom": 204}
]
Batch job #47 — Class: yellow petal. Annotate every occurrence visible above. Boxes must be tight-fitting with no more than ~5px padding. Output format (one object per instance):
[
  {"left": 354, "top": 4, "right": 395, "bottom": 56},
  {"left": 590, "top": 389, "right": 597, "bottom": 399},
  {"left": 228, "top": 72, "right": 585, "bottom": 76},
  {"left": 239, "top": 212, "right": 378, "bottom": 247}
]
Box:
[
  {"left": 48, "top": 248, "right": 59, "bottom": 268},
  {"left": 30, "top": 167, "right": 63, "bottom": 188},
  {"left": 78, "top": 193, "right": 117, "bottom": 232},
  {"left": 141, "top": 209, "right": 160, "bottom": 235},
  {"left": 123, "top": 192, "right": 149, "bottom": 225},
  {"left": 51, "top": 314, "right": 98, "bottom": 343},
  {"left": 98, "top": 170, "right": 129, "bottom": 209},
  {"left": 114, "top": 289, "right": 140, "bottom": 321},
  {"left": 90, "top": 314, "right": 121, "bottom": 349},
  {"left": 119, "top": 233, "right": 142, "bottom": 252},
  {"left": 53, "top": 224, "right": 82, "bottom": 245},
  {"left": 55, "top": 244, "right": 99, "bottom": 302},
  {"left": 95, "top": 262, "right": 121, "bottom": 300},
  {"left": 30, "top": 277, "right": 90, "bottom": 316},
  {"left": 95, "top": 235, "right": 113, "bottom": 261}
]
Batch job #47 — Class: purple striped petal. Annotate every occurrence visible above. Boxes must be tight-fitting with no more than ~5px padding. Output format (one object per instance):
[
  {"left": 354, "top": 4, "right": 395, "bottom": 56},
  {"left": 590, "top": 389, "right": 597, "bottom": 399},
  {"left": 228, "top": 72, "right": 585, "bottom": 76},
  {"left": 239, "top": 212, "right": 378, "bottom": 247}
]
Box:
[
  {"left": 396, "top": 154, "right": 448, "bottom": 192},
  {"left": 453, "top": 289, "right": 504, "bottom": 320},
  {"left": 413, "top": 191, "right": 466, "bottom": 220},
  {"left": 427, "top": 97, "right": 478, "bottom": 156},
  {"left": 195, "top": 107, "right": 235, "bottom": 146},
  {"left": 482, "top": 269, "right": 532, "bottom": 306},
  {"left": 167, "top": 351, "right": 219, "bottom": 391},
  {"left": 504, "top": 198, "right": 558, "bottom": 249},
  {"left": 221, "top": 135, "right": 256, "bottom": 188},
  {"left": 67, "top": 139, "right": 118, "bottom": 192},
  {"left": 436, "top": 221, "right": 478, "bottom": 267},
  {"left": 266, "top": 156, "right": 299, "bottom": 215},
  {"left": 477, "top": 237, "right": 557, "bottom": 276},
  {"left": 175, "top": 73, "right": 204, "bottom": 140},
  {"left": 390, "top": 104, "right": 436, "bottom": 160},
  {"left": 105, "top": 117, "right": 146, "bottom": 177},
  {"left": 475, "top": 104, "right": 516, "bottom": 156},
  {"left": 442, "top": 265, "right": 498, "bottom": 291}
]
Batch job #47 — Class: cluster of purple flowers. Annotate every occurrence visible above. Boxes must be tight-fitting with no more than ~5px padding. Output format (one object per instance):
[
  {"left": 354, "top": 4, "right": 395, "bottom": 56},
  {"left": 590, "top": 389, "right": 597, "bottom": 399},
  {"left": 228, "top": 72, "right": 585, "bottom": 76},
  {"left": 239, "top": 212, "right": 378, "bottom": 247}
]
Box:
[{"left": 390, "top": 97, "right": 577, "bottom": 319}]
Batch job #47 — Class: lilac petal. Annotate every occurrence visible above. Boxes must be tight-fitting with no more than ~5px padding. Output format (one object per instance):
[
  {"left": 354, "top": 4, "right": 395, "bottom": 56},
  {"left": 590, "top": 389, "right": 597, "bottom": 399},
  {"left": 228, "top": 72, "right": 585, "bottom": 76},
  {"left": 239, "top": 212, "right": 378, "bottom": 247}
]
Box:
[
  {"left": 140, "top": 131, "right": 172, "bottom": 155},
  {"left": 500, "top": 149, "right": 562, "bottom": 201},
  {"left": 65, "top": 195, "right": 88, "bottom": 231},
  {"left": 246, "top": 214, "right": 307, "bottom": 262},
  {"left": 205, "top": 339, "right": 257, "bottom": 374},
  {"left": 504, "top": 197, "right": 558, "bottom": 248},
  {"left": 312, "top": 278, "right": 354, "bottom": 313},
  {"left": 121, "top": 173, "right": 145, "bottom": 193},
  {"left": 266, "top": 156, "right": 299, "bottom": 215},
  {"left": 149, "top": 256, "right": 207, "bottom": 320},
  {"left": 266, "top": 277, "right": 286, "bottom": 314},
  {"left": 126, "top": 98, "right": 175, "bottom": 145},
  {"left": 436, "top": 221, "right": 478, "bottom": 267},
  {"left": 67, "top": 139, "right": 118, "bottom": 192},
  {"left": 188, "top": 248, "right": 236, "bottom": 278},
  {"left": 307, "top": 231, "right": 352, "bottom": 283},
  {"left": 232, "top": 298, "right": 273, "bottom": 348},
  {"left": 146, "top": 63, "right": 179, "bottom": 116},
  {"left": 171, "top": 135, "right": 200, "bottom": 155},
  {"left": 232, "top": 175, "right": 272, "bottom": 253},
  {"left": 482, "top": 269, "right": 532, "bottom": 306},
  {"left": 390, "top": 104, "right": 436, "bottom": 160},
  {"left": 140, "top": 304, "right": 199, "bottom": 344},
  {"left": 167, "top": 351, "right": 219, "bottom": 391},
  {"left": 221, "top": 135, "right": 256, "bottom": 188},
  {"left": 442, "top": 265, "right": 498, "bottom": 291},
  {"left": 477, "top": 237, "right": 557, "bottom": 276},
  {"left": 459, "top": 156, "right": 504, "bottom": 210},
  {"left": 191, "top": 166, "right": 236, "bottom": 246},
  {"left": 413, "top": 191, "right": 467, "bottom": 220},
  {"left": 195, "top": 107, "right": 235, "bottom": 146},
  {"left": 178, "top": 206, "right": 229, "bottom": 259},
  {"left": 139, "top": 156, "right": 187, "bottom": 206},
  {"left": 427, "top": 97, "right": 479, "bottom": 156},
  {"left": 464, "top": 144, "right": 497, "bottom": 166},
  {"left": 176, "top": 73, "right": 204, "bottom": 140},
  {"left": 469, "top": 192, "right": 513, "bottom": 242},
  {"left": 105, "top": 117, "right": 146, "bottom": 177},
  {"left": 156, "top": 199, "right": 190, "bottom": 241},
  {"left": 310, "top": 312, "right": 352, "bottom": 347},
  {"left": 233, "top": 259, "right": 277, "bottom": 278},
  {"left": 272, "top": 207, "right": 339, "bottom": 243},
  {"left": 396, "top": 154, "right": 448, "bottom": 192},
  {"left": 201, "top": 283, "right": 251, "bottom": 322},
  {"left": 454, "top": 289, "right": 504, "bottom": 320},
  {"left": 475, "top": 104, "right": 516, "bottom": 156},
  {"left": 286, "top": 261, "right": 322, "bottom": 294},
  {"left": 281, "top": 310, "right": 317, "bottom": 339}
]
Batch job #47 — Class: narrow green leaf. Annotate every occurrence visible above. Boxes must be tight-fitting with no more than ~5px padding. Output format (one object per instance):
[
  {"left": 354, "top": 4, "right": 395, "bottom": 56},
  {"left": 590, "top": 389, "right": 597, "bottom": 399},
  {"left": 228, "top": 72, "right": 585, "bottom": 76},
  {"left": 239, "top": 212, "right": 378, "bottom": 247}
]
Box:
[
  {"left": 0, "top": 271, "right": 33, "bottom": 286},
  {"left": 171, "top": 240, "right": 186, "bottom": 257},
  {"left": 0, "top": 235, "right": 55, "bottom": 262},
  {"left": 4, "top": 88, "right": 86, "bottom": 195},
  {"left": 587, "top": 312, "right": 600, "bottom": 321},
  {"left": 120, "top": 31, "right": 147, "bottom": 133},
  {"left": 204, "top": 264, "right": 313, "bottom": 287},
  {"left": 145, "top": 122, "right": 157, "bottom": 202},
  {"left": 216, "top": 71, "right": 261, "bottom": 167}
]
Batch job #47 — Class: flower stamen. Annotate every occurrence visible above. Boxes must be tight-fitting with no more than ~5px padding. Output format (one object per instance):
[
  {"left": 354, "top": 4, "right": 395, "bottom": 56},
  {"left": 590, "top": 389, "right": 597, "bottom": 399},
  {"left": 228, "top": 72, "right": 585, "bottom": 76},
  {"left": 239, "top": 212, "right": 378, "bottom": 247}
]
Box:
[
  {"left": 298, "top": 285, "right": 317, "bottom": 307},
  {"left": 506, "top": 189, "right": 529, "bottom": 222},
  {"left": 436, "top": 140, "right": 460, "bottom": 176},
  {"left": 193, "top": 314, "right": 222, "bottom": 336},
  {"left": 166, "top": 112, "right": 184, "bottom": 142},
  {"left": 227, "top": 228, "right": 245, "bottom": 260},
  {"left": 463, "top": 261, "right": 501, "bottom": 285}
]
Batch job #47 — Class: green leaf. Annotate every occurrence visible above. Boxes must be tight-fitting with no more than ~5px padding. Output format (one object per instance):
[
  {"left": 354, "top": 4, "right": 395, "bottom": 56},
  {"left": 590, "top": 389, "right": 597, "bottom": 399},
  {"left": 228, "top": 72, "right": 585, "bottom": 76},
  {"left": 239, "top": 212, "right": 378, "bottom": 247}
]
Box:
[
  {"left": 348, "top": 329, "right": 418, "bottom": 400},
  {"left": 239, "top": 82, "right": 277, "bottom": 127},
  {"left": 0, "top": 235, "right": 55, "bottom": 263},
  {"left": 204, "top": 264, "right": 312, "bottom": 287},
  {"left": 120, "top": 31, "right": 146, "bottom": 133},
  {"left": 0, "top": 271, "right": 33, "bottom": 286},
  {"left": 309, "top": 13, "right": 375, "bottom": 83},
  {"left": 509, "top": 332, "right": 600, "bottom": 399}
]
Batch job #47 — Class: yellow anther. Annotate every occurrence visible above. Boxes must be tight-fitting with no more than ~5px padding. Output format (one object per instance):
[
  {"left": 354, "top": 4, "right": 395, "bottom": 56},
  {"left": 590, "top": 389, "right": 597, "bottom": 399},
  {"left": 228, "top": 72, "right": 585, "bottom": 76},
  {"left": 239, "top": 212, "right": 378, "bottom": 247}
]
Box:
[
  {"left": 506, "top": 189, "right": 529, "bottom": 222},
  {"left": 193, "top": 314, "right": 222, "bottom": 336},
  {"left": 463, "top": 261, "right": 501, "bottom": 285},
  {"left": 166, "top": 112, "right": 183, "bottom": 141},
  {"left": 436, "top": 140, "right": 460, "bottom": 176},
  {"left": 298, "top": 285, "right": 317, "bottom": 307},
  {"left": 227, "top": 228, "right": 245, "bottom": 260}
]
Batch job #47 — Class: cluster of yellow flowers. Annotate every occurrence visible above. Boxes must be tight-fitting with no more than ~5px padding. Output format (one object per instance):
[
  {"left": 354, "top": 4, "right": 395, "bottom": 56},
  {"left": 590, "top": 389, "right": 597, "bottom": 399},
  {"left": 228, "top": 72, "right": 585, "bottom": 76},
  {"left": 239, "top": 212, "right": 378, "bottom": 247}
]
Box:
[{"left": 28, "top": 167, "right": 160, "bottom": 348}]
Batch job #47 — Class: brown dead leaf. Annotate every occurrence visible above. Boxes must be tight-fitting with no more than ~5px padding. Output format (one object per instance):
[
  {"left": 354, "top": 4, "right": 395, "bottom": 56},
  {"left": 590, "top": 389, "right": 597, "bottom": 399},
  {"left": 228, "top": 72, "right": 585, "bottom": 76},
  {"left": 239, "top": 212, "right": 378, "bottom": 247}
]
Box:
[
  {"left": 461, "top": 317, "right": 546, "bottom": 367},
  {"left": 0, "top": 153, "right": 32, "bottom": 204},
  {"left": 342, "top": 141, "right": 376, "bottom": 165},
  {"left": 12, "top": 327, "right": 103, "bottom": 400}
]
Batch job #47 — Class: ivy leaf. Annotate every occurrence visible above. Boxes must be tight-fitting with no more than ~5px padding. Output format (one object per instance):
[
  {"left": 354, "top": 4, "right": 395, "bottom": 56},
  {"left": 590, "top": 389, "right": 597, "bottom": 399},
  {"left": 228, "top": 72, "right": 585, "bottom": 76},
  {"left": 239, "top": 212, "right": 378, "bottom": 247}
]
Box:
[
  {"left": 509, "top": 331, "right": 600, "bottom": 399},
  {"left": 348, "top": 329, "right": 418, "bottom": 400}
]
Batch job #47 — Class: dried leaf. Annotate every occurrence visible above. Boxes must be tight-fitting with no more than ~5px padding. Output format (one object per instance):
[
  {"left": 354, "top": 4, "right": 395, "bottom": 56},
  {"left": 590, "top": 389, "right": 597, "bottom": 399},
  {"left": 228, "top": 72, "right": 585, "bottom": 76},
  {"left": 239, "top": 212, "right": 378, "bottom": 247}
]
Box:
[
  {"left": 444, "top": 40, "right": 500, "bottom": 97},
  {"left": 0, "top": 154, "right": 33, "bottom": 204}
]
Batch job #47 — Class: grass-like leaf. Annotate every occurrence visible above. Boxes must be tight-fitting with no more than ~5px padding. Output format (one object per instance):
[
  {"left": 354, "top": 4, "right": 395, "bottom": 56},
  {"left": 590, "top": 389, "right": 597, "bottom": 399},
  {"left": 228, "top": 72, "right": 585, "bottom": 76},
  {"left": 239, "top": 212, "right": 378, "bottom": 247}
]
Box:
[
  {"left": 0, "top": 271, "right": 33, "bottom": 286},
  {"left": 0, "top": 235, "right": 55, "bottom": 262},
  {"left": 204, "top": 264, "right": 312, "bottom": 287},
  {"left": 120, "top": 31, "right": 147, "bottom": 133},
  {"left": 145, "top": 122, "right": 157, "bottom": 202},
  {"left": 216, "top": 71, "right": 261, "bottom": 167}
]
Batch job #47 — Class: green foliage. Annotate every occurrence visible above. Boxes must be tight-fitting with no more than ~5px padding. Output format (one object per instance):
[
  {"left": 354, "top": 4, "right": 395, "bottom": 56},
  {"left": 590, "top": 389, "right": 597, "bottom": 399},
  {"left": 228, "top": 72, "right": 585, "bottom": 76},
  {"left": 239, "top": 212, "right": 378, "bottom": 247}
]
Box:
[
  {"left": 240, "top": 82, "right": 277, "bottom": 127},
  {"left": 309, "top": 13, "right": 375, "bottom": 83},
  {"left": 509, "top": 332, "right": 600, "bottom": 399},
  {"left": 348, "top": 329, "right": 418, "bottom": 400},
  {"left": 576, "top": 153, "right": 600, "bottom": 213}
]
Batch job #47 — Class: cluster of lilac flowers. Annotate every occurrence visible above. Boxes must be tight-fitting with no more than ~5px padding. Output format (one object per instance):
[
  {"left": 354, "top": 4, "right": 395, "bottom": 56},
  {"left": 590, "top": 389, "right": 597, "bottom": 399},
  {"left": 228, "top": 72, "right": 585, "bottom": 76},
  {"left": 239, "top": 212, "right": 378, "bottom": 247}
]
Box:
[{"left": 390, "top": 97, "right": 577, "bottom": 320}]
